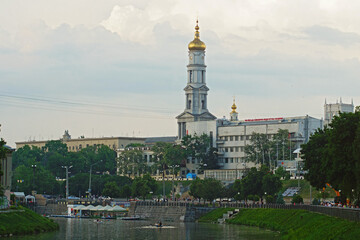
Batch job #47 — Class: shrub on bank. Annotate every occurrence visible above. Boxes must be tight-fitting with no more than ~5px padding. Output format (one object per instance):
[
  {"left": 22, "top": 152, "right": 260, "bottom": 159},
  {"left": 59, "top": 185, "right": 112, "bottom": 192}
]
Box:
[
  {"left": 226, "top": 208, "right": 360, "bottom": 239},
  {"left": 0, "top": 206, "right": 59, "bottom": 236},
  {"left": 198, "top": 208, "right": 235, "bottom": 223}
]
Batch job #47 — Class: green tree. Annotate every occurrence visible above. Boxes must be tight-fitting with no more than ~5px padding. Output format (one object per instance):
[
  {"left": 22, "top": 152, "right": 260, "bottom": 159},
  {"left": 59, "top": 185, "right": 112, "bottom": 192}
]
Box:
[
  {"left": 275, "top": 166, "right": 290, "bottom": 180},
  {"left": 120, "top": 185, "right": 132, "bottom": 200},
  {"left": 302, "top": 110, "right": 360, "bottom": 202},
  {"left": 201, "top": 178, "right": 224, "bottom": 202},
  {"left": 117, "top": 149, "right": 147, "bottom": 177},
  {"left": 102, "top": 181, "right": 121, "bottom": 198},
  {"left": 291, "top": 194, "right": 304, "bottom": 204},
  {"left": 276, "top": 192, "right": 285, "bottom": 204},
  {"left": 189, "top": 178, "right": 203, "bottom": 201},
  {"left": 131, "top": 174, "right": 157, "bottom": 200},
  {"left": 245, "top": 129, "right": 294, "bottom": 169},
  {"left": 12, "top": 145, "right": 43, "bottom": 169},
  {"left": 181, "top": 134, "right": 219, "bottom": 169}
]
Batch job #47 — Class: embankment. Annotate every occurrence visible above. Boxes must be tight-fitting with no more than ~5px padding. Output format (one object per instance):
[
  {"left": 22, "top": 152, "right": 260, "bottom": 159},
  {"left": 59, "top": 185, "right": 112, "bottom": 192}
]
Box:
[
  {"left": 129, "top": 201, "right": 215, "bottom": 222},
  {"left": 0, "top": 207, "right": 59, "bottom": 237},
  {"left": 226, "top": 208, "right": 360, "bottom": 239}
]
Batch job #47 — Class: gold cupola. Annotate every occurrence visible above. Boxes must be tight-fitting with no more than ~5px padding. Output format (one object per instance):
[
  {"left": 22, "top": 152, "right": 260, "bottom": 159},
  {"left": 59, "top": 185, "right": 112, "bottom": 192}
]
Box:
[
  {"left": 231, "top": 99, "right": 237, "bottom": 113},
  {"left": 188, "top": 20, "right": 206, "bottom": 51}
]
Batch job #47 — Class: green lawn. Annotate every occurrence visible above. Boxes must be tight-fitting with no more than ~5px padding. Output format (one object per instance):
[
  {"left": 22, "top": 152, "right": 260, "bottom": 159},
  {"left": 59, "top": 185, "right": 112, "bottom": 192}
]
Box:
[
  {"left": 227, "top": 208, "right": 360, "bottom": 239},
  {"left": 0, "top": 206, "right": 59, "bottom": 236},
  {"left": 198, "top": 208, "right": 235, "bottom": 223}
]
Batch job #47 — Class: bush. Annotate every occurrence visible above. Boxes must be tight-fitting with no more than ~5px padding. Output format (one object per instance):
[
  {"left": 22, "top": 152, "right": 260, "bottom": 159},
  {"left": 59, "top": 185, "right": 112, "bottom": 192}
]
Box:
[
  {"left": 265, "top": 195, "right": 274, "bottom": 204},
  {"left": 276, "top": 192, "right": 285, "bottom": 204},
  {"left": 291, "top": 194, "right": 303, "bottom": 204},
  {"left": 312, "top": 198, "right": 320, "bottom": 205}
]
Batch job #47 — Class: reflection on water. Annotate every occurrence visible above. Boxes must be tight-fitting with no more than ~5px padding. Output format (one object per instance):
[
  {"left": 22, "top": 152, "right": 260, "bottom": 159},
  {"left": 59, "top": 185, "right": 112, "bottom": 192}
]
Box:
[{"left": 12, "top": 218, "right": 280, "bottom": 240}]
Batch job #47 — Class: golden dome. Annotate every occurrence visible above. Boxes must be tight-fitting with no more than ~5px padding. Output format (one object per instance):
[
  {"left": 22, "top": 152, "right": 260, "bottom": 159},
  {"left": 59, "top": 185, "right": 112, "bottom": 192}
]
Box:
[
  {"left": 188, "top": 20, "right": 206, "bottom": 51},
  {"left": 231, "top": 99, "right": 237, "bottom": 113}
]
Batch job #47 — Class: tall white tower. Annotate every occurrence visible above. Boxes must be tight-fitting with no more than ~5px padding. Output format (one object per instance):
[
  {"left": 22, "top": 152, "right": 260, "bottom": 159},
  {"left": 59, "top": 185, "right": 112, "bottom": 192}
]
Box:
[
  {"left": 176, "top": 20, "right": 216, "bottom": 139},
  {"left": 324, "top": 98, "right": 354, "bottom": 125}
]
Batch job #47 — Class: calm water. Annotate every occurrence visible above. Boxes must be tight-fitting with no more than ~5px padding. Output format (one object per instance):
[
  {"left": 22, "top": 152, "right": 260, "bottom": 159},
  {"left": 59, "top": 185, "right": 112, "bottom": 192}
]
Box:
[{"left": 13, "top": 218, "right": 280, "bottom": 240}]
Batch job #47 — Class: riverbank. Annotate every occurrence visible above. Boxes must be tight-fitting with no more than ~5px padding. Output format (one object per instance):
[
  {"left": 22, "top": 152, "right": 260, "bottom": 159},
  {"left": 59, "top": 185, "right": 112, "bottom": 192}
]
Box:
[
  {"left": 0, "top": 206, "right": 59, "bottom": 237},
  {"left": 224, "top": 208, "right": 360, "bottom": 239}
]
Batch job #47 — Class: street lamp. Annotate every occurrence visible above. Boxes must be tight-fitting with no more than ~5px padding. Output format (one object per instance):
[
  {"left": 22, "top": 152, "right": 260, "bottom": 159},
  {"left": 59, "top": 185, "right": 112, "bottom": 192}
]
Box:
[
  {"left": 31, "top": 164, "right": 37, "bottom": 192},
  {"left": 88, "top": 160, "right": 102, "bottom": 199},
  {"left": 170, "top": 165, "right": 179, "bottom": 200},
  {"left": 62, "top": 165, "right": 73, "bottom": 201}
]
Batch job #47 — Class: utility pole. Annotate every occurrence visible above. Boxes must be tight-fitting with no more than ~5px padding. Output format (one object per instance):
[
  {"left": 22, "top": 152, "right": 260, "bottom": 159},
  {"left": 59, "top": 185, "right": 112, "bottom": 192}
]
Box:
[
  {"left": 62, "top": 165, "right": 72, "bottom": 201},
  {"left": 88, "top": 160, "right": 102, "bottom": 199}
]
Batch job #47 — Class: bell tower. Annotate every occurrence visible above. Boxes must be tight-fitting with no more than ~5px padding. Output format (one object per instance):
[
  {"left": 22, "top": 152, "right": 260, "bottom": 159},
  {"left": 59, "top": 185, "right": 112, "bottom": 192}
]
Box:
[{"left": 176, "top": 20, "right": 216, "bottom": 139}]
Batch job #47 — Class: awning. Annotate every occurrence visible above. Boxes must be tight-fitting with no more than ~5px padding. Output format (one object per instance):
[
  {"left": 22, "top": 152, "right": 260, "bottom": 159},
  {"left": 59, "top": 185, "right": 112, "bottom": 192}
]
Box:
[{"left": 111, "top": 205, "right": 127, "bottom": 212}]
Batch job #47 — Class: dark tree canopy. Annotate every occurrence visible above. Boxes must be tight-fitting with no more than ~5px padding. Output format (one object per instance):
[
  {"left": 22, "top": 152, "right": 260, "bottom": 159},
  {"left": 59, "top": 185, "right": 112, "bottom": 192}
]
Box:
[{"left": 302, "top": 110, "right": 360, "bottom": 203}]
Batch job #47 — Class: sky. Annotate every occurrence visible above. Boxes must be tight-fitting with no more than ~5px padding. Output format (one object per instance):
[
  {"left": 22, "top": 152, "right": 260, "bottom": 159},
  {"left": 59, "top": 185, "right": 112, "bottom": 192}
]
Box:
[{"left": 1, "top": 0, "right": 360, "bottom": 147}]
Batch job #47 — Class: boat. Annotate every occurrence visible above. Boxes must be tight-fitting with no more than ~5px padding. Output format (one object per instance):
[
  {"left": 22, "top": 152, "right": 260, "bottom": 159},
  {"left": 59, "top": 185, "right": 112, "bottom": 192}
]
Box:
[{"left": 120, "top": 216, "right": 140, "bottom": 220}]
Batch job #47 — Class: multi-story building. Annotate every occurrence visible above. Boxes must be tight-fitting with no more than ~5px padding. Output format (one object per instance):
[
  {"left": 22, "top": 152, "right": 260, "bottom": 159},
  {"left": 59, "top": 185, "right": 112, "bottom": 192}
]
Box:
[
  {"left": 16, "top": 130, "right": 146, "bottom": 152},
  {"left": 324, "top": 99, "right": 354, "bottom": 125}
]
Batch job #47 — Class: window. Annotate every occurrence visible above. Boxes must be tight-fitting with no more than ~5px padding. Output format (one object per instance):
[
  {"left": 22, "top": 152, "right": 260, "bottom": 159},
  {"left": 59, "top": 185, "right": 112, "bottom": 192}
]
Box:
[
  {"left": 235, "top": 158, "right": 239, "bottom": 163},
  {"left": 246, "top": 135, "right": 250, "bottom": 140},
  {"left": 86, "top": 144, "right": 89, "bottom": 147},
  {"left": 202, "top": 70, "right": 204, "bottom": 83},
  {"left": 79, "top": 144, "right": 82, "bottom": 149},
  {"left": 149, "top": 155, "right": 153, "bottom": 162},
  {"left": 230, "top": 158, "right": 234, "bottom": 163},
  {"left": 188, "top": 100, "right": 191, "bottom": 109},
  {"left": 230, "top": 148, "right": 234, "bottom": 152},
  {"left": 225, "top": 148, "right": 228, "bottom": 152},
  {"left": 187, "top": 159, "right": 190, "bottom": 164},
  {"left": 235, "top": 136, "right": 239, "bottom": 141},
  {"left": 202, "top": 100, "right": 205, "bottom": 109},
  {"left": 225, "top": 158, "right": 229, "bottom": 163},
  {"left": 192, "top": 158, "right": 195, "bottom": 164},
  {"left": 225, "top": 136, "right": 228, "bottom": 141},
  {"left": 240, "top": 136, "right": 244, "bottom": 140},
  {"left": 189, "top": 70, "right": 193, "bottom": 82},
  {"left": 241, "top": 147, "right": 244, "bottom": 152},
  {"left": 235, "top": 147, "right": 239, "bottom": 152},
  {"left": 230, "top": 136, "right": 233, "bottom": 141}
]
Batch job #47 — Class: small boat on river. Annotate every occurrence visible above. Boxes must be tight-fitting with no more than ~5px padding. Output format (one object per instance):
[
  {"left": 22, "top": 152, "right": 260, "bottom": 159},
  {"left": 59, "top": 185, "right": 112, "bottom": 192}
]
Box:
[{"left": 120, "top": 216, "right": 140, "bottom": 220}]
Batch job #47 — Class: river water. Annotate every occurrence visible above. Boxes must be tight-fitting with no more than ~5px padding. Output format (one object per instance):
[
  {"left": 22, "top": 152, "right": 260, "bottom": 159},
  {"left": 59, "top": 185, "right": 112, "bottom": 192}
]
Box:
[{"left": 13, "top": 218, "right": 280, "bottom": 240}]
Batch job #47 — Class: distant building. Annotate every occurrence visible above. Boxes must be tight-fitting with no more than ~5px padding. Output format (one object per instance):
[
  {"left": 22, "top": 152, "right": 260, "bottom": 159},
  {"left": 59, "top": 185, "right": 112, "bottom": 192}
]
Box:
[
  {"left": 16, "top": 130, "right": 146, "bottom": 152},
  {"left": 324, "top": 99, "right": 354, "bottom": 125}
]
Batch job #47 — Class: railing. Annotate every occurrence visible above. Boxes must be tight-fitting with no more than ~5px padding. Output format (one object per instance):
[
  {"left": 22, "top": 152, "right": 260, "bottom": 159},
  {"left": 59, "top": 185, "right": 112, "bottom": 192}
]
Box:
[{"left": 134, "top": 201, "right": 360, "bottom": 222}]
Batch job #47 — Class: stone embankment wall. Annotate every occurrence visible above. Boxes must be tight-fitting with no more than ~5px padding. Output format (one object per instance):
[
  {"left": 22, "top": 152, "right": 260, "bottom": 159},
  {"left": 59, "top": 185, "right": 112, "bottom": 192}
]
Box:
[
  {"left": 129, "top": 201, "right": 215, "bottom": 222},
  {"left": 33, "top": 203, "right": 68, "bottom": 216}
]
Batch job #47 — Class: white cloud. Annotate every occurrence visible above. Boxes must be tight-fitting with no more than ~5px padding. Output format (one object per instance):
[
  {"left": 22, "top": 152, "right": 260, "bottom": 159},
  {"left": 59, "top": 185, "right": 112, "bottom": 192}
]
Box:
[{"left": 1, "top": 0, "right": 360, "bottom": 146}]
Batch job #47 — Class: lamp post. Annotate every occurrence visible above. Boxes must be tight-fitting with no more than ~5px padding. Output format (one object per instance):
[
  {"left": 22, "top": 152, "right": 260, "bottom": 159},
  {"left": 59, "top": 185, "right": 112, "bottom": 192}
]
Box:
[
  {"left": 31, "top": 164, "right": 37, "bottom": 192},
  {"left": 88, "top": 160, "right": 102, "bottom": 199},
  {"left": 62, "top": 165, "right": 72, "bottom": 201},
  {"left": 170, "top": 165, "right": 179, "bottom": 201}
]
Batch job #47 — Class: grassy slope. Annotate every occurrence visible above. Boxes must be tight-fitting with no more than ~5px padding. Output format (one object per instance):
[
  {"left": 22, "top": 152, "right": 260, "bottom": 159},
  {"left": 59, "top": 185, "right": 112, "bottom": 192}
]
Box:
[
  {"left": 0, "top": 207, "right": 59, "bottom": 236},
  {"left": 226, "top": 208, "right": 360, "bottom": 240},
  {"left": 198, "top": 208, "right": 235, "bottom": 223}
]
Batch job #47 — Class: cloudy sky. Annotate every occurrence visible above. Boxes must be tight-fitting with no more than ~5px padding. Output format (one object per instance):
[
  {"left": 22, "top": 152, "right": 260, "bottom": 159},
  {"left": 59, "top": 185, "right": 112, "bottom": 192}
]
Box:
[{"left": 1, "top": 0, "right": 360, "bottom": 147}]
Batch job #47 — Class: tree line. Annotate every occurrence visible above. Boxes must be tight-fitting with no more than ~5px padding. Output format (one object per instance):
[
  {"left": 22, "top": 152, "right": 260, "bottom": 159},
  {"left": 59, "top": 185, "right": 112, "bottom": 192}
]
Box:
[{"left": 302, "top": 108, "right": 360, "bottom": 205}]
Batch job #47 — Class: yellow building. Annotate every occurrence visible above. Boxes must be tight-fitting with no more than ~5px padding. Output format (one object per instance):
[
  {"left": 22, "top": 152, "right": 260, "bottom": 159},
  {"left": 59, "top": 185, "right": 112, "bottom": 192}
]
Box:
[{"left": 16, "top": 130, "right": 146, "bottom": 152}]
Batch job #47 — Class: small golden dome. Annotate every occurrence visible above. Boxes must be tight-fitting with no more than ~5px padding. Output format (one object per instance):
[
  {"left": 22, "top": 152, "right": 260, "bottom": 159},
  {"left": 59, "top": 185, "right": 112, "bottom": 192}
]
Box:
[
  {"left": 188, "top": 20, "right": 206, "bottom": 51},
  {"left": 231, "top": 99, "right": 237, "bottom": 113}
]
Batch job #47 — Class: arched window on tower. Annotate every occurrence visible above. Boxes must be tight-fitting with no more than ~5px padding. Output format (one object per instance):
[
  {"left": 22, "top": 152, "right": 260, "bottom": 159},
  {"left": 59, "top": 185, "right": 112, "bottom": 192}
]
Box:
[
  {"left": 189, "top": 70, "right": 193, "bottom": 83},
  {"left": 202, "top": 70, "right": 204, "bottom": 83},
  {"left": 202, "top": 100, "right": 205, "bottom": 109},
  {"left": 188, "top": 100, "right": 192, "bottom": 109}
]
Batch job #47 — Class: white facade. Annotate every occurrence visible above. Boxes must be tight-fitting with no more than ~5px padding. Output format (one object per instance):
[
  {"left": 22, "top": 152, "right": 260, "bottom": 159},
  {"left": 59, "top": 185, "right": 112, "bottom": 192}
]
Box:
[{"left": 324, "top": 99, "right": 354, "bottom": 125}]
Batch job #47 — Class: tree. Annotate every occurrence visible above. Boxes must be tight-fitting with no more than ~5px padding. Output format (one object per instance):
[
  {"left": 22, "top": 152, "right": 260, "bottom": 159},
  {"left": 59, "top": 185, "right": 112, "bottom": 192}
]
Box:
[
  {"left": 275, "top": 166, "right": 290, "bottom": 180},
  {"left": 201, "top": 178, "right": 224, "bottom": 202},
  {"left": 245, "top": 129, "right": 294, "bottom": 169},
  {"left": 233, "top": 166, "right": 282, "bottom": 200},
  {"left": 302, "top": 110, "right": 360, "bottom": 203},
  {"left": 102, "top": 181, "right": 121, "bottom": 198},
  {"left": 276, "top": 192, "right": 285, "bottom": 204},
  {"left": 292, "top": 194, "right": 304, "bottom": 204},
  {"left": 117, "top": 149, "right": 147, "bottom": 177},
  {"left": 120, "top": 185, "right": 132, "bottom": 200},
  {"left": 12, "top": 145, "right": 43, "bottom": 169},
  {"left": 189, "top": 178, "right": 203, "bottom": 201},
  {"left": 181, "top": 134, "right": 219, "bottom": 169},
  {"left": 131, "top": 174, "right": 157, "bottom": 200}
]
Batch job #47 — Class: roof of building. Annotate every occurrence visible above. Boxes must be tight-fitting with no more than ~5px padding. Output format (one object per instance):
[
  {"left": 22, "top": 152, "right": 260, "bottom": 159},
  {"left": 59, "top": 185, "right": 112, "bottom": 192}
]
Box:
[{"left": 145, "top": 136, "right": 177, "bottom": 145}]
